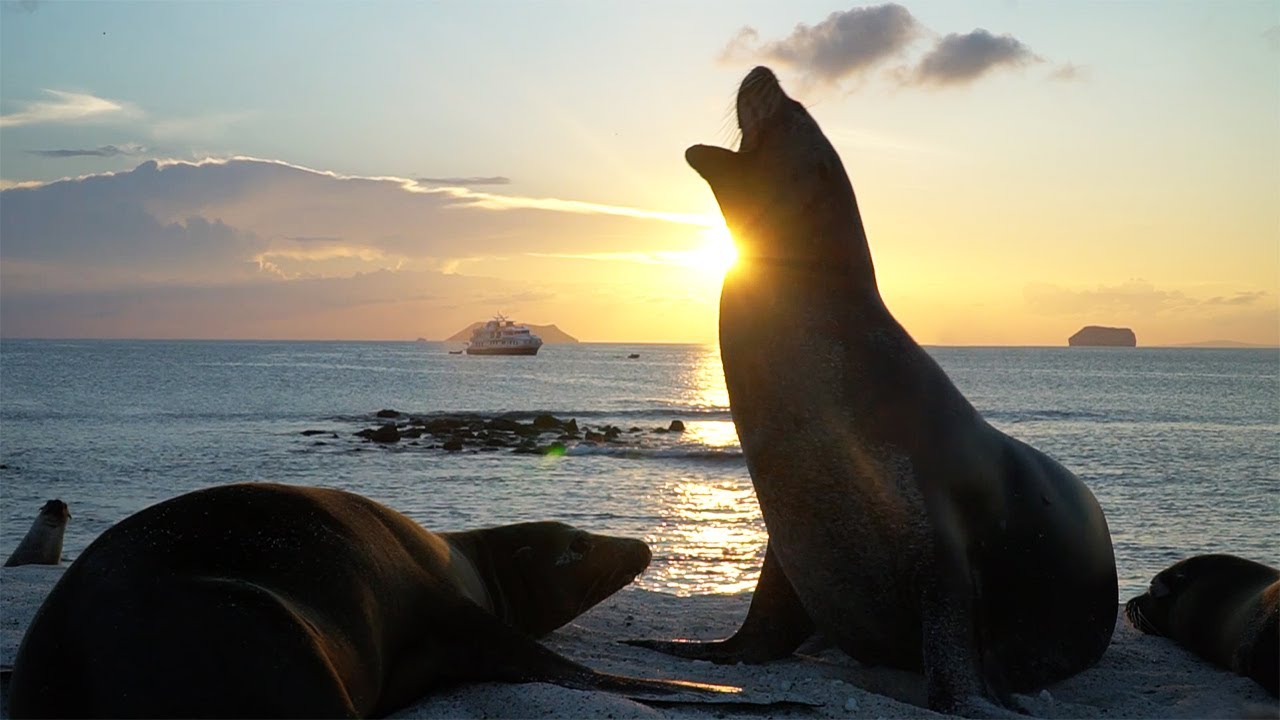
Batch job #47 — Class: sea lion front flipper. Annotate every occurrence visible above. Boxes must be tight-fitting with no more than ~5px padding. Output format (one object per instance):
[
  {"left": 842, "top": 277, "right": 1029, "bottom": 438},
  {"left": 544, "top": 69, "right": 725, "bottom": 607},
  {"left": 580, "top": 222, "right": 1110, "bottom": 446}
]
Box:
[
  {"left": 382, "top": 598, "right": 732, "bottom": 712},
  {"left": 625, "top": 542, "right": 814, "bottom": 663}
]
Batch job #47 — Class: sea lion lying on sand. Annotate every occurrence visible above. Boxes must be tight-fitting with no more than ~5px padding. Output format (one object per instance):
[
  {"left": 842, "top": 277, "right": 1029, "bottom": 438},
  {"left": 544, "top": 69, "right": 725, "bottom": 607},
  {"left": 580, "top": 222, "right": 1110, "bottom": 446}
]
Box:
[
  {"left": 629, "top": 66, "right": 1119, "bottom": 715},
  {"left": 4, "top": 500, "right": 69, "bottom": 568},
  {"left": 1127, "top": 554, "right": 1279, "bottom": 696},
  {"left": 9, "top": 483, "right": 708, "bottom": 718}
]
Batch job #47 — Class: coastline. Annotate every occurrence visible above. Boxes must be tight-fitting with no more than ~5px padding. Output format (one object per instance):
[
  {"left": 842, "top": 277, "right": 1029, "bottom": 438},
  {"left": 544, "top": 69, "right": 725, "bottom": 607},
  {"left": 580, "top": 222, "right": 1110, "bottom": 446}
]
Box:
[{"left": 3, "top": 565, "right": 1273, "bottom": 719}]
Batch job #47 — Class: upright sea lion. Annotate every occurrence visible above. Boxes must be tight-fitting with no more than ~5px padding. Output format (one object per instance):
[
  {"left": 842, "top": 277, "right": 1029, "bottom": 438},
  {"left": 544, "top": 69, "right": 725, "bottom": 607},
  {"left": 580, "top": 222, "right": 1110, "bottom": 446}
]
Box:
[
  {"left": 630, "top": 66, "right": 1118, "bottom": 713},
  {"left": 4, "top": 500, "right": 70, "bottom": 567},
  {"left": 1127, "top": 554, "right": 1279, "bottom": 696},
  {"left": 9, "top": 483, "right": 700, "bottom": 718}
]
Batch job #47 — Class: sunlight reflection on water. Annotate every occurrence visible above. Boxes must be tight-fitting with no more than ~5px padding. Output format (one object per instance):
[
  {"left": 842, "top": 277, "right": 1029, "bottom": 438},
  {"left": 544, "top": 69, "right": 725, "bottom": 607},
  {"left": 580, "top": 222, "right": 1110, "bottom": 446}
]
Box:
[
  {"left": 685, "top": 420, "right": 739, "bottom": 449},
  {"left": 644, "top": 478, "right": 766, "bottom": 596}
]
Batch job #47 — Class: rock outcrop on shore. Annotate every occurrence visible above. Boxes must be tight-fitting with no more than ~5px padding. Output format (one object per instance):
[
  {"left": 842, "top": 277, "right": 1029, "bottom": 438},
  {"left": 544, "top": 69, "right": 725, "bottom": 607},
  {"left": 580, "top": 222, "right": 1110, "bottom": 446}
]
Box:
[
  {"left": 310, "top": 410, "right": 699, "bottom": 457},
  {"left": 1069, "top": 326, "right": 1137, "bottom": 347}
]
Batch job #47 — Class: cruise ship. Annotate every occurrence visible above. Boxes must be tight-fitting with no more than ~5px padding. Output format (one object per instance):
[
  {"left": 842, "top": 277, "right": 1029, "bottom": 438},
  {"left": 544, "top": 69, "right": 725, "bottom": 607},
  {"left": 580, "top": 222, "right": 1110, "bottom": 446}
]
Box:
[{"left": 465, "top": 315, "right": 544, "bottom": 356}]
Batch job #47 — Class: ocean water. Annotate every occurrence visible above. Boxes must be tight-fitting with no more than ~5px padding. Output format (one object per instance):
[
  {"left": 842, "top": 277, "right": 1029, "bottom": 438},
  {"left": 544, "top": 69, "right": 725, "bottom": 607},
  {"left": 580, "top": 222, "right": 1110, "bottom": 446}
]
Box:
[{"left": 1, "top": 340, "right": 1276, "bottom": 600}]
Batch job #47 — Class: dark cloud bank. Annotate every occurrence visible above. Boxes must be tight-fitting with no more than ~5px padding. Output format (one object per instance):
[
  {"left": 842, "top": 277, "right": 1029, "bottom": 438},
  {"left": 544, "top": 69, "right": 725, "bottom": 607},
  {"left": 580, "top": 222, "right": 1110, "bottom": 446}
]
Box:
[
  {"left": 0, "top": 159, "right": 688, "bottom": 338},
  {"left": 26, "top": 144, "right": 147, "bottom": 159},
  {"left": 724, "top": 3, "right": 1073, "bottom": 88}
]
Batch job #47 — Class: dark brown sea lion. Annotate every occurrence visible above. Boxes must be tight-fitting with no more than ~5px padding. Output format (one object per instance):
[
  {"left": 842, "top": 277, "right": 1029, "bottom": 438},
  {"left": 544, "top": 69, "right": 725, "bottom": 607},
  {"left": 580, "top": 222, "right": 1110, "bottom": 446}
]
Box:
[
  {"left": 3, "top": 500, "right": 70, "bottom": 567},
  {"left": 629, "top": 66, "right": 1119, "bottom": 714},
  {"left": 8, "top": 483, "right": 699, "bottom": 718},
  {"left": 1127, "top": 554, "right": 1279, "bottom": 696}
]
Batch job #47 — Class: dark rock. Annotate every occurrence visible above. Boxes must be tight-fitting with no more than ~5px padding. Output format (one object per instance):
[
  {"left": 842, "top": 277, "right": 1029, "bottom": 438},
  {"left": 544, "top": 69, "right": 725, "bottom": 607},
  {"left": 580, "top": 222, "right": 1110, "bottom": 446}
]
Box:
[
  {"left": 513, "top": 440, "right": 540, "bottom": 455},
  {"left": 301, "top": 430, "right": 329, "bottom": 436},
  {"left": 585, "top": 431, "right": 605, "bottom": 442},
  {"left": 442, "top": 437, "right": 464, "bottom": 452},
  {"left": 604, "top": 426, "right": 622, "bottom": 441},
  {"left": 486, "top": 417, "right": 523, "bottom": 433},
  {"left": 629, "top": 427, "right": 642, "bottom": 433},
  {"left": 356, "top": 425, "right": 400, "bottom": 443},
  {"left": 375, "top": 409, "right": 401, "bottom": 418},
  {"left": 400, "top": 427, "right": 425, "bottom": 439},
  {"left": 420, "top": 417, "right": 467, "bottom": 434},
  {"left": 668, "top": 420, "right": 686, "bottom": 432},
  {"left": 532, "top": 414, "right": 563, "bottom": 430},
  {"left": 565, "top": 418, "right": 578, "bottom": 433}
]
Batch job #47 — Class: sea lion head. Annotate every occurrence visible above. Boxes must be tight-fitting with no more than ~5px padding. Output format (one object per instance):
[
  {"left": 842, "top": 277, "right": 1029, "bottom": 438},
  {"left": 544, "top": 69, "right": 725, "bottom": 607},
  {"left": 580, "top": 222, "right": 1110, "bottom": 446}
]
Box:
[
  {"left": 38, "top": 499, "right": 70, "bottom": 524},
  {"left": 1125, "top": 554, "right": 1264, "bottom": 636},
  {"left": 687, "top": 66, "right": 867, "bottom": 274},
  {"left": 477, "top": 521, "right": 652, "bottom": 637}
]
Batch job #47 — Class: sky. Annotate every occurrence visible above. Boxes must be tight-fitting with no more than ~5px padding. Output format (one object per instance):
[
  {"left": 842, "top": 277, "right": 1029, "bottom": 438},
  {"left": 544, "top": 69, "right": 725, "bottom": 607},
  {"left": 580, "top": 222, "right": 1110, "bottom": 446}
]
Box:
[{"left": 1, "top": 1, "right": 1277, "bottom": 345}]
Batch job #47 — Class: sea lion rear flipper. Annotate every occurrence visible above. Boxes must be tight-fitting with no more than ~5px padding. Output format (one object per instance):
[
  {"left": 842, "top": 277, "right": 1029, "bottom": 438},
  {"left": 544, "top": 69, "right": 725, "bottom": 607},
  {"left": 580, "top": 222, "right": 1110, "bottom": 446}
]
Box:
[
  {"left": 625, "top": 542, "right": 814, "bottom": 663},
  {"left": 921, "top": 515, "right": 1023, "bottom": 718}
]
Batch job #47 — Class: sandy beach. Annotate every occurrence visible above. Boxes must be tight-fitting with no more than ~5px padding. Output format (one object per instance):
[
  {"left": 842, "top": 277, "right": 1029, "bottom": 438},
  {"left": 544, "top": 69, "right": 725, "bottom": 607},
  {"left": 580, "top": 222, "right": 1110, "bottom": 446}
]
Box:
[{"left": 2, "top": 565, "right": 1274, "bottom": 719}]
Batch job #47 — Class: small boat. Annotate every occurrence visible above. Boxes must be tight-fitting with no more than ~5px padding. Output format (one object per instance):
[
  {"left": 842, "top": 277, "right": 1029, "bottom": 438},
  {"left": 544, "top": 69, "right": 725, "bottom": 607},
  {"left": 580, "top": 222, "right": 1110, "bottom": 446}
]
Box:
[
  {"left": 465, "top": 315, "right": 544, "bottom": 356},
  {"left": 627, "top": 353, "right": 640, "bottom": 359},
  {"left": 448, "top": 350, "right": 463, "bottom": 355}
]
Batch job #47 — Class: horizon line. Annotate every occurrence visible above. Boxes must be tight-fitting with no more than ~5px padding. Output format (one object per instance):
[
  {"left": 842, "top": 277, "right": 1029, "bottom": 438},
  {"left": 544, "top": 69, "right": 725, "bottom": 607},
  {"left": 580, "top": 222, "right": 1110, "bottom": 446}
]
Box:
[{"left": 1, "top": 336, "right": 1275, "bottom": 350}]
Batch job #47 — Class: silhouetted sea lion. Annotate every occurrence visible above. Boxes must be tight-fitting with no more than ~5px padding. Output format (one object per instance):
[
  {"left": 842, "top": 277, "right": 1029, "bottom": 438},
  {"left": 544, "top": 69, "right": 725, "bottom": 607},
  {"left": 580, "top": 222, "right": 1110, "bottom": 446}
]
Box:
[
  {"left": 629, "top": 66, "right": 1119, "bottom": 714},
  {"left": 9, "top": 483, "right": 700, "bottom": 718},
  {"left": 1127, "top": 554, "right": 1279, "bottom": 696},
  {"left": 4, "top": 500, "right": 70, "bottom": 567}
]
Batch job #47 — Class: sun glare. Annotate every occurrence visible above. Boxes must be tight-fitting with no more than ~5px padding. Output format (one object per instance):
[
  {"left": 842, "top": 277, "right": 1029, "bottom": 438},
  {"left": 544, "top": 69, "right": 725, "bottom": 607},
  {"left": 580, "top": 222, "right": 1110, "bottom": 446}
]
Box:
[{"left": 695, "top": 224, "right": 739, "bottom": 276}]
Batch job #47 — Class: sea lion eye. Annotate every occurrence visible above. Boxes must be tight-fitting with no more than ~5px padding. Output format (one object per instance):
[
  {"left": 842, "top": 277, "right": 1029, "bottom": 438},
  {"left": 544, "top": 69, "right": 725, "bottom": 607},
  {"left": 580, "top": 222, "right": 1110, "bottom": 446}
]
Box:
[
  {"left": 555, "top": 535, "right": 592, "bottom": 566},
  {"left": 1150, "top": 577, "right": 1170, "bottom": 599}
]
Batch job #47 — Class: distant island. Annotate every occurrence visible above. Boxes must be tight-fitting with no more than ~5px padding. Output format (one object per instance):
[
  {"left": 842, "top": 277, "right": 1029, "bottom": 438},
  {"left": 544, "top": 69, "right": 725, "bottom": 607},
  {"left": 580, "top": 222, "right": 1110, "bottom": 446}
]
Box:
[
  {"left": 1069, "top": 326, "right": 1136, "bottom": 347},
  {"left": 445, "top": 322, "right": 579, "bottom": 344}
]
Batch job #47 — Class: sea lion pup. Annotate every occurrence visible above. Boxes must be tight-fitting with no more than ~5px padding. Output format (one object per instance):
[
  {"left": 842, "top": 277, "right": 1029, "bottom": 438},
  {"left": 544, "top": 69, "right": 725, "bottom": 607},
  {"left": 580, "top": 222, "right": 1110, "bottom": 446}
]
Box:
[
  {"left": 1127, "top": 554, "right": 1279, "bottom": 696},
  {"left": 628, "top": 66, "right": 1119, "bottom": 714},
  {"left": 4, "top": 500, "right": 70, "bottom": 567},
  {"left": 9, "top": 483, "right": 704, "bottom": 718}
]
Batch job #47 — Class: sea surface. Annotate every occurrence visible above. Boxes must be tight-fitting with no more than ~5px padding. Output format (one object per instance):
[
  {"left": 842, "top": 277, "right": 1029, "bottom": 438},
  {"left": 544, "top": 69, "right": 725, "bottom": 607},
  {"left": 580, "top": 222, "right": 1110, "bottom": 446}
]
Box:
[{"left": 1, "top": 340, "right": 1276, "bottom": 599}]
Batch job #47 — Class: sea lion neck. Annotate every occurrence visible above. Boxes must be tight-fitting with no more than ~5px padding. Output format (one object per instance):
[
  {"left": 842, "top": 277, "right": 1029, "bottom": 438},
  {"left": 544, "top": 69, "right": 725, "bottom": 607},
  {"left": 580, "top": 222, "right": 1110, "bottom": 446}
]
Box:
[
  {"left": 439, "top": 531, "right": 509, "bottom": 623},
  {"left": 692, "top": 67, "right": 881, "bottom": 293}
]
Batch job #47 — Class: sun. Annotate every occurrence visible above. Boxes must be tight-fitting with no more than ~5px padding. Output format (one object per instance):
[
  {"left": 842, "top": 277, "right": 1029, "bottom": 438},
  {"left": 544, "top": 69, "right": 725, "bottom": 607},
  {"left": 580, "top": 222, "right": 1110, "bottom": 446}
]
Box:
[{"left": 688, "top": 224, "right": 739, "bottom": 277}]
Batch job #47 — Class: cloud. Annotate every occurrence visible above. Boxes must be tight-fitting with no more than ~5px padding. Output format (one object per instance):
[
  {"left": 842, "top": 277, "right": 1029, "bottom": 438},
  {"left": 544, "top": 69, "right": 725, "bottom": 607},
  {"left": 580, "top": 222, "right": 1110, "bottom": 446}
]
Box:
[
  {"left": 1265, "top": 25, "right": 1280, "bottom": 52},
  {"left": 0, "top": 157, "right": 731, "bottom": 340},
  {"left": 1024, "top": 281, "right": 1270, "bottom": 316},
  {"left": 414, "top": 176, "right": 511, "bottom": 186},
  {"left": 727, "top": 4, "right": 922, "bottom": 84},
  {"left": 1047, "top": 62, "right": 1088, "bottom": 82},
  {"left": 0, "top": 157, "right": 715, "bottom": 292},
  {"left": 1, "top": 1, "right": 39, "bottom": 14},
  {"left": 0, "top": 90, "right": 134, "bottom": 128},
  {"left": 718, "top": 6, "right": 1049, "bottom": 91},
  {"left": 1203, "top": 291, "right": 1268, "bottom": 307},
  {"left": 26, "top": 143, "right": 148, "bottom": 159},
  {"left": 910, "top": 29, "right": 1042, "bottom": 86}
]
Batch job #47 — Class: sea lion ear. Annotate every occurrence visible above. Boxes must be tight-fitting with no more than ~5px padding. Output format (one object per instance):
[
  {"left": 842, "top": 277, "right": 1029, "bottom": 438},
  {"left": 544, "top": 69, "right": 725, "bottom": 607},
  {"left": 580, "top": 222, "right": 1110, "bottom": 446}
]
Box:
[{"left": 686, "top": 145, "right": 742, "bottom": 187}]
